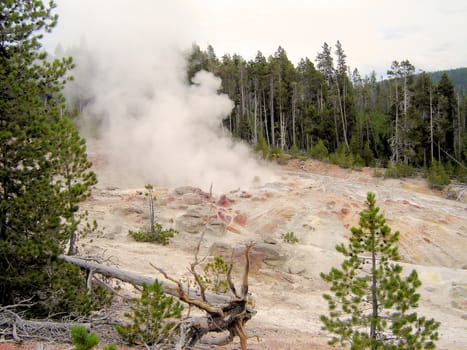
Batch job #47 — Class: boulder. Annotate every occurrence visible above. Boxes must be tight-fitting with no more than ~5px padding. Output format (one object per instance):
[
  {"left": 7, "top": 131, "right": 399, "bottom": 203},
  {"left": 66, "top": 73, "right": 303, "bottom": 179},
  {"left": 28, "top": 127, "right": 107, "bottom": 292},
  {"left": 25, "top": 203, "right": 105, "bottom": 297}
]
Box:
[
  {"left": 173, "top": 186, "right": 204, "bottom": 196},
  {"left": 204, "top": 220, "right": 226, "bottom": 237},
  {"left": 254, "top": 243, "right": 287, "bottom": 267},
  {"left": 175, "top": 209, "right": 207, "bottom": 234}
]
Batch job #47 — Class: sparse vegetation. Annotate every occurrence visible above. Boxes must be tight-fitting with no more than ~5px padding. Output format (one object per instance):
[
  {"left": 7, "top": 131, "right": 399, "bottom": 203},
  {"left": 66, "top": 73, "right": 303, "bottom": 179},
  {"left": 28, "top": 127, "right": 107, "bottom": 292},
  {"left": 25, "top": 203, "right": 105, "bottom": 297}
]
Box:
[
  {"left": 384, "top": 161, "right": 416, "bottom": 178},
  {"left": 281, "top": 231, "right": 299, "bottom": 244},
  {"left": 128, "top": 224, "right": 178, "bottom": 245},
  {"left": 310, "top": 139, "right": 329, "bottom": 160},
  {"left": 128, "top": 184, "right": 177, "bottom": 245},
  {"left": 427, "top": 160, "right": 450, "bottom": 189}
]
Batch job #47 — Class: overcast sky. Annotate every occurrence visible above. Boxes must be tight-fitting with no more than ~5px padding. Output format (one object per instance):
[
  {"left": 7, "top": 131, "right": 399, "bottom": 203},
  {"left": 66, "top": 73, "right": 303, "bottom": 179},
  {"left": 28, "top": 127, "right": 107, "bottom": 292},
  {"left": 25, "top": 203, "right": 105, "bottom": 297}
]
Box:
[{"left": 48, "top": 0, "right": 466, "bottom": 77}]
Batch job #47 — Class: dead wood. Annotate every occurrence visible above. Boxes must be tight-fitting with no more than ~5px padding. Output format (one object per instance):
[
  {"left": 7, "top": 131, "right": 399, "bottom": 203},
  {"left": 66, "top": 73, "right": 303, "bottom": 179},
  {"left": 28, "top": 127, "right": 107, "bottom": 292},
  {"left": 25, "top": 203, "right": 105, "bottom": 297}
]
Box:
[
  {"left": 59, "top": 254, "right": 229, "bottom": 305},
  {"left": 0, "top": 305, "right": 91, "bottom": 342},
  {"left": 156, "top": 243, "right": 256, "bottom": 350},
  {"left": 59, "top": 244, "right": 256, "bottom": 350}
]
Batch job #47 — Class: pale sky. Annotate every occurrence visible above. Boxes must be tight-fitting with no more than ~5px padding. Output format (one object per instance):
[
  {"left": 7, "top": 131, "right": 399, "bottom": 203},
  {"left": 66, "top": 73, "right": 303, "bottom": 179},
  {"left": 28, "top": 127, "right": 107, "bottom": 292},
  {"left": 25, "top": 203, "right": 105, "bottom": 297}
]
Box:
[{"left": 48, "top": 0, "right": 467, "bottom": 77}]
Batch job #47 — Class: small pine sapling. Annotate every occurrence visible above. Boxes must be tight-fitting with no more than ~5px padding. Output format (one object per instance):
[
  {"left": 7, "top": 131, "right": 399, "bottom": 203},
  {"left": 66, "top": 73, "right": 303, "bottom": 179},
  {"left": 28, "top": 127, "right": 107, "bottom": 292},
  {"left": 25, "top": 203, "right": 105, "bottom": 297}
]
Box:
[
  {"left": 128, "top": 184, "right": 177, "bottom": 245},
  {"left": 200, "top": 256, "right": 230, "bottom": 294},
  {"left": 281, "top": 231, "right": 299, "bottom": 244},
  {"left": 320, "top": 192, "right": 439, "bottom": 349},
  {"left": 115, "top": 280, "right": 183, "bottom": 346},
  {"left": 70, "top": 326, "right": 99, "bottom": 350}
]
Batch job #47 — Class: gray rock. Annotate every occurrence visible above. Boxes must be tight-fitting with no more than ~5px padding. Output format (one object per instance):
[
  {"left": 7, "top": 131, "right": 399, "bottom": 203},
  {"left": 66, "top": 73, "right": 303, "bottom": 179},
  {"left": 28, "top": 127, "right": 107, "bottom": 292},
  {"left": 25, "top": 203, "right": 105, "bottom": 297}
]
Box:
[
  {"left": 204, "top": 220, "right": 226, "bottom": 236},
  {"left": 175, "top": 214, "right": 206, "bottom": 234},
  {"left": 181, "top": 192, "right": 203, "bottom": 205},
  {"left": 174, "top": 186, "right": 203, "bottom": 196}
]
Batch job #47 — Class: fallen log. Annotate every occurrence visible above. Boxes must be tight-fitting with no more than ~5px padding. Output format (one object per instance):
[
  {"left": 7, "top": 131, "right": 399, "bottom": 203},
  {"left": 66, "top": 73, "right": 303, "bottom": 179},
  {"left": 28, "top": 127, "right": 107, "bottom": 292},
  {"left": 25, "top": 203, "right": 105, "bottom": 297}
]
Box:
[
  {"left": 59, "top": 254, "right": 230, "bottom": 305},
  {"left": 59, "top": 245, "right": 256, "bottom": 350}
]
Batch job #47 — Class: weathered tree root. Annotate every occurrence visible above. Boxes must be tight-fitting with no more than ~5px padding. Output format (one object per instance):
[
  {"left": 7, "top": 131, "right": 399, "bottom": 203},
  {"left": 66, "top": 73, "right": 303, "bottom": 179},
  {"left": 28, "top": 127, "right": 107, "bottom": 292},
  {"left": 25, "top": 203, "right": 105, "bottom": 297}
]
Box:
[
  {"left": 0, "top": 305, "right": 90, "bottom": 343},
  {"left": 59, "top": 243, "right": 256, "bottom": 350}
]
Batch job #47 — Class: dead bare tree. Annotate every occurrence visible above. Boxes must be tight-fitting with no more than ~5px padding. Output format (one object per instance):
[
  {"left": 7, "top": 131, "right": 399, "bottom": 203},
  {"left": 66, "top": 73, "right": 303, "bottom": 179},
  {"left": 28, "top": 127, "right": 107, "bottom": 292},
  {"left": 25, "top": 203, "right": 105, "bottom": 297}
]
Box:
[{"left": 59, "top": 243, "right": 256, "bottom": 349}]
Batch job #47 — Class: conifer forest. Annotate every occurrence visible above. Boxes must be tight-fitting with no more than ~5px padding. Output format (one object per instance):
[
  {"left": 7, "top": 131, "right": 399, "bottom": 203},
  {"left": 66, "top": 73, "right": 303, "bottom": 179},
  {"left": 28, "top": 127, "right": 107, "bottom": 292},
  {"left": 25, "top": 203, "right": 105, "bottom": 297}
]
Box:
[{"left": 187, "top": 43, "right": 466, "bottom": 179}]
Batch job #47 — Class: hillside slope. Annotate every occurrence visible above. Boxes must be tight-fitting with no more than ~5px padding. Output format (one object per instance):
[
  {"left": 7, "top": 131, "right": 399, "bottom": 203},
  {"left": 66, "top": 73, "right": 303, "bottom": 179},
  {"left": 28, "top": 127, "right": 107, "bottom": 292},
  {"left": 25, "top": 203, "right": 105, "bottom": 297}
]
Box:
[{"left": 81, "top": 145, "right": 467, "bottom": 349}]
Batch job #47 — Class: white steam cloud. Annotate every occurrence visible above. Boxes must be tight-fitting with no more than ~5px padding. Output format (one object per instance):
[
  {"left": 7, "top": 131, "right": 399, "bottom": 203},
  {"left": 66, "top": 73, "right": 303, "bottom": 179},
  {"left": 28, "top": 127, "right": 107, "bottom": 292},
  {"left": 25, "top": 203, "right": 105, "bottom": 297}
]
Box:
[{"left": 54, "top": 1, "right": 274, "bottom": 192}]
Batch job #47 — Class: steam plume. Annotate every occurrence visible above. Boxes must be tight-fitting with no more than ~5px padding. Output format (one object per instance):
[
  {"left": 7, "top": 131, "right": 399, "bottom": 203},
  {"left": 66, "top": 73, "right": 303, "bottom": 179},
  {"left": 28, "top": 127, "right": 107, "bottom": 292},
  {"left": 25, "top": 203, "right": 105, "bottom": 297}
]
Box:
[{"left": 55, "top": 1, "right": 274, "bottom": 192}]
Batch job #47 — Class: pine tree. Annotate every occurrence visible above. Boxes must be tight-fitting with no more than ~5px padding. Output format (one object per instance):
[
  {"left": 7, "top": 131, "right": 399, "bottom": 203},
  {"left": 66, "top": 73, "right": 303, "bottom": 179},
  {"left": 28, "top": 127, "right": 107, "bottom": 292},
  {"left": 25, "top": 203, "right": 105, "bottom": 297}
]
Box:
[
  {"left": 0, "top": 0, "right": 106, "bottom": 316},
  {"left": 320, "top": 193, "right": 439, "bottom": 349}
]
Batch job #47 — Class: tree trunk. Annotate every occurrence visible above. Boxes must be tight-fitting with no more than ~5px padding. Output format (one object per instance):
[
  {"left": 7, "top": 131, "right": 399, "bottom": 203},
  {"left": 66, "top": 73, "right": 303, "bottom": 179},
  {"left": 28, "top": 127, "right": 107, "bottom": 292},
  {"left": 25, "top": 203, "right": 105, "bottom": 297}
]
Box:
[
  {"left": 292, "top": 84, "right": 297, "bottom": 147},
  {"left": 253, "top": 89, "right": 258, "bottom": 145},
  {"left": 263, "top": 91, "right": 270, "bottom": 147},
  {"left": 335, "top": 77, "right": 349, "bottom": 151},
  {"left": 59, "top": 248, "right": 256, "bottom": 350},
  {"left": 395, "top": 82, "right": 400, "bottom": 163},
  {"left": 430, "top": 86, "right": 434, "bottom": 163},
  {"left": 370, "top": 232, "right": 378, "bottom": 349},
  {"left": 456, "top": 93, "right": 461, "bottom": 160},
  {"left": 270, "top": 76, "right": 275, "bottom": 147}
]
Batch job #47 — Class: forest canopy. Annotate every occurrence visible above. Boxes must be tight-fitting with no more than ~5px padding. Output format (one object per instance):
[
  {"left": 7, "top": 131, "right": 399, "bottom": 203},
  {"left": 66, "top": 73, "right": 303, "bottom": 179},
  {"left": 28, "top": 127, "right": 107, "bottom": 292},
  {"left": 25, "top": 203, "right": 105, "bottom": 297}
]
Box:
[{"left": 183, "top": 43, "right": 466, "bottom": 178}]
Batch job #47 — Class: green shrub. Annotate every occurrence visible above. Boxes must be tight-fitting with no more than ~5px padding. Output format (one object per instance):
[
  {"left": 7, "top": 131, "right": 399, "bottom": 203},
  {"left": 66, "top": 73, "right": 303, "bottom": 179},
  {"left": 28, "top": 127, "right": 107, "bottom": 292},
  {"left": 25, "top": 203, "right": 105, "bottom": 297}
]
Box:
[
  {"left": 373, "top": 168, "right": 385, "bottom": 178},
  {"left": 289, "top": 144, "right": 300, "bottom": 157},
  {"left": 255, "top": 134, "right": 269, "bottom": 160},
  {"left": 128, "top": 224, "right": 177, "bottom": 245},
  {"left": 310, "top": 139, "right": 328, "bottom": 160},
  {"left": 384, "top": 161, "right": 415, "bottom": 178},
  {"left": 268, "top": 146, "right": 288, "bottom": 163},
  {"left": 427, "top": 161, "right": 450, "bottom": 189},
  {"left": 102, "top": 345, "right": 117, "bottom": 350},
  {"left": 70, "top": 326, "right": 99, "bottom": 350},
  {"left": 115, "top": 280, "right": 183, "bottom": 346},
  {"left": 200, "top": 256, "right": 230, "bottom": 294},
  {"left": 281, "top": 232, "right": 299, "bottom": 244},
  {"left": 361, "top": 142, "right": 375, "bottom": 166},
  {"left": 328, "top": 144, "right": 361, "bottom": 169}
]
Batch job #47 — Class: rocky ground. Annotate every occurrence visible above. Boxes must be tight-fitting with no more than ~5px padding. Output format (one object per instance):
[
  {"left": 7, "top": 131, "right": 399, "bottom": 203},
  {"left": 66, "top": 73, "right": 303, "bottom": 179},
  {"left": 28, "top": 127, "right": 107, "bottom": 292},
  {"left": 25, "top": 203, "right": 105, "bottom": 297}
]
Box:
[
  {"left": 3, "top": 147, "right": 465, "bottom": 350},
  {"left": 71, "top": 146, "right": 467, "bottom": 350}
]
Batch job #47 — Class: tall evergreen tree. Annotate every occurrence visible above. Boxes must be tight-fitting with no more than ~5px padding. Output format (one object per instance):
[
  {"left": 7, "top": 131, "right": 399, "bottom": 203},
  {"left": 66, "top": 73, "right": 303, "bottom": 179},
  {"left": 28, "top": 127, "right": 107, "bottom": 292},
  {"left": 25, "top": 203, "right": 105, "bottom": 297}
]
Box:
[
  {"left": 435, "top": 73, "right": 456, "bottom": 162},
  {"left": 321, "top": 193, "right": 439, "bottom": 349},
  {"left": 0, "top": 0, "right": 106, "bottom": 316}
]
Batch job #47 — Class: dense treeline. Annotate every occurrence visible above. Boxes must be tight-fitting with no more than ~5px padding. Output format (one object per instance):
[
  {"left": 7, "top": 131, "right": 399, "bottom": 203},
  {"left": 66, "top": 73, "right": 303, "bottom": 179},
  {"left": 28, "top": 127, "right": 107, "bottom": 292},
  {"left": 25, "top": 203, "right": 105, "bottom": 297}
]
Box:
[
  {"left": 0, "top": 0, "right": 109, "bottom": 316},
  {"left": 429, "top": 68, "right": 467, "bottom": 93},
  {"left": 186, "top": 43, "right": 466, "bottom": 179}
]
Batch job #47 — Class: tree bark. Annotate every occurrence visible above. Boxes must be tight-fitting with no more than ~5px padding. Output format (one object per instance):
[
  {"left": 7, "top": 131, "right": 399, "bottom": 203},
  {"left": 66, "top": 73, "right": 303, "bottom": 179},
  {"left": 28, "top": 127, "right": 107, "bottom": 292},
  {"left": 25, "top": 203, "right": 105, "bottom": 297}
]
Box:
[
  {"left": 59, "top": 255, "right": 229, "bottom": 305},
  {"left": 270, "top": 76, "right": 275, "bottom": 147},
  {"left": 59, "top": 247, "right": 256, "bottom": 350},
  {"left": 0, "top": 306, "right": 91, "bottom": 342}
]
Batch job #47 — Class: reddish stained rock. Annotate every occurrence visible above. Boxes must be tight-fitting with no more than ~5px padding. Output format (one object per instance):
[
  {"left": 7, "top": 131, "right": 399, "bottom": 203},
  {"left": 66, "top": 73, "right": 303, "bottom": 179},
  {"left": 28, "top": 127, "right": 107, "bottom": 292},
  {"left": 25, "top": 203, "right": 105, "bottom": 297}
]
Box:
[
  {"left": 341, "top": 207, "right": 350, "bottom": 215},
  {"left": 217, "top": 194, "right": 235, "bottom": 207},
  {"left": 163, "top": 196, "right": 176, "bottom": 204},
  {"left": 233, "top": 213, "right": 248, "bottom": 226},
  {"left": 401, "top": 199, "right": 422, "bottom": 209},
  {"left": 423, "top": 237, "right": 431, "bottom": 244},
  {"left": 226, "top": 225, "right": 241, "bottom": 234},
  {"left": 217, "top": 210, "right": 232, "bottom": 224}
]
